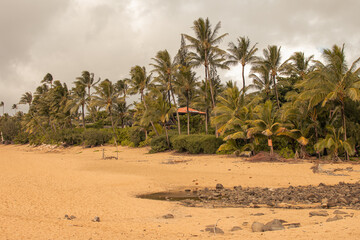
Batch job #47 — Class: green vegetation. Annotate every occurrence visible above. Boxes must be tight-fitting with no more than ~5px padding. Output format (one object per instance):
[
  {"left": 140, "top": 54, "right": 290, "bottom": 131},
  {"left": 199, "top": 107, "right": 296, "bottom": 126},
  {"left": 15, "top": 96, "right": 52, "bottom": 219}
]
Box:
[{"left": 0, "top": 17, "right": 360, "bottom": 161}]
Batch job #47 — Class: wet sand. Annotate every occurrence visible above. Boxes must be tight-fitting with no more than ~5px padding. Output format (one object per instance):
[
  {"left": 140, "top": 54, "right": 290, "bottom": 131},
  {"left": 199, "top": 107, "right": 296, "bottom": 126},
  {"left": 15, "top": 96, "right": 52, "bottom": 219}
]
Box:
[{"left": 0, "top": 144, "right": 360, "bottom": 239}]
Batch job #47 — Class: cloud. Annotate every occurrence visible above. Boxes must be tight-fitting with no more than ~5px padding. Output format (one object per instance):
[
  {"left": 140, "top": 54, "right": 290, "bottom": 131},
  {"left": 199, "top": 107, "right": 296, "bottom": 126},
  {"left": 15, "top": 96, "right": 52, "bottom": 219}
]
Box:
[{"left": 1, "top": 0, "right": 359, "bottom": 113}]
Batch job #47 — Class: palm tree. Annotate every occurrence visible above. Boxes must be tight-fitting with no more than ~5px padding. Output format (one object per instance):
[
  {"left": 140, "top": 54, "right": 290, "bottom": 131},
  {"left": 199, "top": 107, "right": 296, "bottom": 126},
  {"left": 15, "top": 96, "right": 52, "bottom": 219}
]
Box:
[
  {"left": 12, "top": 104, "right": 18, "bottom": 114},
  {"left": 247, "top": 100, "right": 285, "bottom": 155},
  {"left": 19, "top": 92, "right": 33, "bottom": 111},
  {"left": 151, "top": 50, "right": 181, "bottom": 134},
  {"left": 227, "top": 36, "right": 258, "bottom": 92},
  {"left": 285, "top": 52, "right": 314, "bottom": 80},
  {"left": 183, "top": 17, "right": 228, "bottom": 110},
  {"left": 42, "top": 73, "right": 54, "bottom": 88},
  {"left": 298, "top": 44, "right": 360, "bottom": 160},
  {"left": 76, "top": 71, "right": 100, "bottom": 98},
  {"left": 315, "top": 125, "right": 355, "bottom": 161},
  {"left": 0, "top": 101, "right": 4, "bottom": 115},
  {"left": 255, "top": 45, "right": 286, "bottom": 107},
  {"left": 174, "top": 68, "right": 199, "bottom": 135},
  {"left": 249, "top": 64, "right": 272, "bottom": 100},
  {"left": 66, "top": 82, "right": 87, "bottom": 128},
  {"left": 92, "top": 79, "right": 121, "bottom": 159},
  {"left": 129, "top": 65, "right": 159, "bottom": 136}
]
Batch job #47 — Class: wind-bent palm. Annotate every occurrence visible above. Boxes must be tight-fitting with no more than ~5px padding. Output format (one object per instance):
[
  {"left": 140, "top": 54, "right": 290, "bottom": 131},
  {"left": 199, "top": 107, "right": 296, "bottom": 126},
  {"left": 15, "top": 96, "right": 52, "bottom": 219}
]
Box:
[
  {"left": 227, "top": 36, "right": 258, "bottom": 92},
  {"left": 151, "top": 50, "right": 181, "bottom": 134},
  {"left": 66, "top": 82, "right": 87, "bottom": 128},
  {"left": 75, "top": 71, "right": 100, "bottom": 102},
  {"left": 19, "top": 92, "right": 33, "bottom": 112},
  {"left": 285, "top": 52, "right": 314, "bottom": 80},
  {"left": 42, "top": 73, "right": 54, "bottom": 88}
]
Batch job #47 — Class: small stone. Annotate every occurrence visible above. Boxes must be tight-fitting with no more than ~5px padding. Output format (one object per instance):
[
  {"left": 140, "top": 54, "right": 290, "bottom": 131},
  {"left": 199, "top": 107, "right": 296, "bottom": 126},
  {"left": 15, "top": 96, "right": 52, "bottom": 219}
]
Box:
[
  {"left": 230, "top": 226, "right": 242, "bottom": 231},
  {"left": 252, "top": 213, "right": 265, "bottom": 216},
  {"left": 92, "top": 216, "right": 100, "bottom": 222},
  {"left": 326, "top": 214, "right": 343, "bottom": 222},
  {"left": 205, "top": 225, "right": 224, "bottom": 234},
  {"left": 216, "top": 184, "right": 224, "bottom": 190},
  {"left": 242, "top": 222, "right": 248, "bottom": 226},
  {"left": 309, "top": 211, "right": 329, "bottom": 217},
  {"left": 162, "top": 214, "right": 174, "bottom": 219},
  {"left": 333, "top": 210, "right": 348, "bottom": 215},
  {"left": 285, "top": 223, "right": 301, "bottom": 229},
  {"left": 263, "top": 219, "right": 285, "bottom": 231},
  {"left": 251, "top": 222, "right": 264, "bottom": 232},
  {"left": 185, "top": 215, "right": 192, "bottom": 218}
]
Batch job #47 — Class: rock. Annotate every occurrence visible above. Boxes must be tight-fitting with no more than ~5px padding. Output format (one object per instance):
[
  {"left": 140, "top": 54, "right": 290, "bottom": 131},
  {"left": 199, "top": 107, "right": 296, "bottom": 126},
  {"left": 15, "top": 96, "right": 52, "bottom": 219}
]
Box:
[
  {"left": 205, "top": 225, "right": 224, "bottom": 234},
  {"left": 185, "top": 215, "right": 192, "bottom": 217},
  {"left": 230, "top": 226, "right": 242, "bottom": 231},
  {"left": 284, "top": 223, "right": 301, "bottom": 229},
  {"left": 64, "top": 214, "right": 76, "bottom": 220},
  {"left": 92, "top": 216, "right": 100, "bottom": 222},
  {"left": 162, "top": 214, "right": 174, "bottom": 219},
  {"left": 309, "top": 211, "right": 329, "bottom": 217},
  {"left": 216, "top": 184, "right": 224, "bottom": 190},
  {"left": 333, "top": 210, "right": 348, "bottom": 215},
  {"left": 263, "top": 219, "right": 285, "bottom": 231},
  {"left": 251, "top": 222, "right": 264, "bottom": 232},
  {"left": 242, "top": 222, "right": 248, "bottom": 226},
  {"left": 251, "top": 213, "right": 265, "bottom": 216},
  {"left": 326, "top": 214, "right": 343, "bottom": 222}
]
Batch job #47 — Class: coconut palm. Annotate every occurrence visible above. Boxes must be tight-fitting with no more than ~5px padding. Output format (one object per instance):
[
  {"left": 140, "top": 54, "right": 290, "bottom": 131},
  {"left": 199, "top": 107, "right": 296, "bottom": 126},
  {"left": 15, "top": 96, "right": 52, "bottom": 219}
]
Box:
[
  {"left": 66, "top": 82, "right": 87, "bottom": 128},
  {"left": 249, "top": 64, "right": 272, "bottom": 100},
  {"left": 183, "top": 17, "right": 228, "bottom": 110},
  {"left": 151, "top": 50, "right": 181, "bottom": 134},
  {"left": 76, "top": 71, "right": 100, "bottom": 98},
  {"left": 247, "top": 100, "right": 285, "bottom": 155},
  {"left": 174, "top": 68, "right": 199, "bottom": 135},
  {"left": 315, "top": 125, "right": 355, "bottom": 161},
  {"left": 255, "top": 45, "right": 286, "bottom": 107},
  {"left": 227, "top": 36, "right": 258, "bottom": 92},
  {"left": 129, "top": 65, "right": 159, "bottom": 136},
  {"left": 19, "top": 92, "right": 33, "bottom": 111},
  {"left": 41, "top": 73, "right": 54, "bottom": 88},
  {"left": 285, "top": 52, "right": 314, "bottom": 80},
  {"left": 298, "top": 44, "right": 360, "bottom": 160},
  {"left": 92, "top": 79, "right": 121, "bottom": 159}
]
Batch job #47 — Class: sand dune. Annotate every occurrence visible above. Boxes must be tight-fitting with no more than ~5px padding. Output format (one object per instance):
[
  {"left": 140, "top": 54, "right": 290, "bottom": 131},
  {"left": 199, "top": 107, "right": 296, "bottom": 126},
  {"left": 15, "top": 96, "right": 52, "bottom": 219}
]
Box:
[{"left": 0, "top": 144, "right": 359, "bottom": 239}]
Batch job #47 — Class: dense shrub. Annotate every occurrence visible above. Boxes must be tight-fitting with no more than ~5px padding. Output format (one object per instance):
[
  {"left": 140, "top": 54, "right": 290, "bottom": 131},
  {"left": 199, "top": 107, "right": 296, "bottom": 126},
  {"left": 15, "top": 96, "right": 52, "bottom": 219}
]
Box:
[
  {"left": 278, "top": 147, "right": 295, "bottom": 159},
  {"left": 150, "top": 135, "right": 171, "bottom": 153},
  {"left": 128, "top": 126, "right": 145, "bottom": 147},
  {"left": 0, "top": 117, "right": 21, "bottom": 142},
  {"left": 171, "top": 135, "right": 224, "bottom": 154},
  {"left": 116, "top": 128, "right": 131, "bottom": 143},
  {"left": 83, "top": 129, "right": 111, "bottom": 146},
  {"left": 13, "top": 131, "right": 30, "bottom": 144}
]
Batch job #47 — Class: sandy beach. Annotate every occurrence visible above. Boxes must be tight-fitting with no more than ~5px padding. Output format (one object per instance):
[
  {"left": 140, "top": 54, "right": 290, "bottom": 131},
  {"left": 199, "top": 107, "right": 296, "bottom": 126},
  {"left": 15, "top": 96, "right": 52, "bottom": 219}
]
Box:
[{"left": 0, "top": 144, "right": 360, "bottom": 239}]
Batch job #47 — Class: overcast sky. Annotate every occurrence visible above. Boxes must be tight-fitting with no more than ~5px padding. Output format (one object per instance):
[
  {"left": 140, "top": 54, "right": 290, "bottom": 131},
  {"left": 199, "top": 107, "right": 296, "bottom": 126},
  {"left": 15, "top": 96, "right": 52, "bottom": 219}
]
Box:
[{"left": 1, "top": 0, "right": 359, "bottom": 114}]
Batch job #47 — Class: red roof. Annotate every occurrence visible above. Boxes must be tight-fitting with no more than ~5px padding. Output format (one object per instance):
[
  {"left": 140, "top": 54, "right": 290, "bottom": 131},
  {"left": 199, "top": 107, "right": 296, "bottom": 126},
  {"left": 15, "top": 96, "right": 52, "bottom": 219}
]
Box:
[{"left": 177, "top": 107, "right": 206, "bottom": 115}]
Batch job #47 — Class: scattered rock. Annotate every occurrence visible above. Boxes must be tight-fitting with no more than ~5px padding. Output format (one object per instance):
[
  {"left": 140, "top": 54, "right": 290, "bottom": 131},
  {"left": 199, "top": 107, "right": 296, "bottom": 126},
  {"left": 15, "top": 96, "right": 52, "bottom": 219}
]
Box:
[
  {"left": 251, "top": 213, "right": 265, "bottom": 216},
  {"left": 162, "top": 214, "right": 174, "bottom": 219},
  {"left": 309, "top": 211, "right": 329, "bottom": 217},
  {"left": 216, "top": 184, "right": 224, "bottom": 190},
  {"left": 64, "top": 214, "right": 76, "bottom": 220},
  {"left": 185, "top": 215, "right": 192, "bottom": 218},
  {"left": 251, "top": 222, "right": 264, "bottom": 232},
  {"left": 263, "top": 219, "right": 285, "bottom": 231},
  {"left": 92, "top": 216, "right": 100, "bottom": 222},
  {"left": 242, "top": 222, "right": 248, "bottom": 226},
  {"left": 230, "top": 226, "right": 242, "bottom": 231},
  {"left": 326, "top": 214, "right": 343, "bottom": 222},
  {"left": 205, "top": 225, "right": 224, "bottom": 234},
  {"left": 333, "top": 210, "right": 348, "bottom": 215},
  {"left": 284, "top": 223, "right": 301, "bottom": 229}
]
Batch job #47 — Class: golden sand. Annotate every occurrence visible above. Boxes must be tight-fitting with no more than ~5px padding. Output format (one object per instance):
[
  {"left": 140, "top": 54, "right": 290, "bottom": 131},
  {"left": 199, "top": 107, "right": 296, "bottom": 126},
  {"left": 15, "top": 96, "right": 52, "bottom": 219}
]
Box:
[{"left": 0, "top": 144, "right": 359, "bottom": 239}]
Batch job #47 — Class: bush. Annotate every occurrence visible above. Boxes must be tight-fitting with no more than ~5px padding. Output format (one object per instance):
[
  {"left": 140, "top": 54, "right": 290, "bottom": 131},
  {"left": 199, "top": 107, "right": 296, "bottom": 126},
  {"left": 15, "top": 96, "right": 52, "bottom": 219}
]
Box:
[
  {"left": 150, "top": 135, "right": 170, "bottom": 153},
  {"left": 139, "top": 137, "right": 152, "bottom": 147},
  {"left": 128, "top": 126, "right": 145, "bottom": 147},
  {"left": 14, "top": 131, "right": 30, "bottom": 144},
  {"left": 171, "top": 135, "right": 224, "bottom": 154},
  {"left": 116, "top": 128, "right": 131, "bottom": 143},
  {"left": 278, "top": 147, "right": 295, "bottom": 159},
  {"left": 120, "top": 139, "right": 132, "bottom": 146},
  {"left": 83, "top": 129, "right": 111, "bottom": 146}
]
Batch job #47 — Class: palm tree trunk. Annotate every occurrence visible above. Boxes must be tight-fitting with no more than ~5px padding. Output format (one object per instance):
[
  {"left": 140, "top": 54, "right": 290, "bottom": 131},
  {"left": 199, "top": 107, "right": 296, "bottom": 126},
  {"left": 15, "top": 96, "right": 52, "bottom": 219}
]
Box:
[
  {"left": 205, "top": 108, "right": 208, "bottom": 134},
  {"left": 241, "top": 64, "right": 246, "bottom": 93},
  {"left": 170, "top": 88, "right": 181, "bottom": 135},
  {"left": 273, "top": 75, "right": 280, "bottom": 108},
  {"left": 109, "top": 109, "right": 119, "bottom": 160},
  {"left": 341, "top": 101, "right": 349, "bottom": 161},
  {"left": 186, "top": 96, "right": 190, "bottom": 135},
  {"left": 269, "top": 137, "right": 274, "bottom": 156},
  {"left": 164, "top": 124, "right": 170, "bottom": 147},
  {"left": 81, "top": 103, "right": 86, "bottom": 129}
]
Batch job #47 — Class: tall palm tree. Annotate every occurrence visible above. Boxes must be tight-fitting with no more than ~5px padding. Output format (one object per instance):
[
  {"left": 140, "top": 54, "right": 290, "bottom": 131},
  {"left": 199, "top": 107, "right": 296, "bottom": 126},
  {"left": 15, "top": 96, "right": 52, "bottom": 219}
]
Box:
[
  {"left": 227, "top": 36, "right": 258, "bottom": 92},
  {"left": 129, "top": 65, "right": 159, "bottom": 136},
  {"left": 174, "top": 68, "right": 199, "bottom": 135},
  {"left": 41, "top": 73, "right": 54, "bottom": 88},
  {"left": 92, "top": 79, "right": 121, "bottom": 159},
  {"left": 19, "top": 92, "right": 33, "bottom": 111},
  {"left": 12, "top": 104, "right": 18, "bottom": 114},
  {"left": 255, "top": 45, "right": 286, "bottom": 108},
  {"left": 285, "top": 52, "right": 314, "bottom": 80},
  {"left": 249, "top": 64, "right": 272, "bottom": 99},
  {"left": 183, "top": 17, "right": 228, "bottom": 110},
  {"left": 151, "top": 49, "right": 181, "bottom": 134},
  {"left": 76, "top": 71, "right": 100, "bottom": 98},
  {"left": 66, "top": 82, "right": 87, "bottom": 128}
]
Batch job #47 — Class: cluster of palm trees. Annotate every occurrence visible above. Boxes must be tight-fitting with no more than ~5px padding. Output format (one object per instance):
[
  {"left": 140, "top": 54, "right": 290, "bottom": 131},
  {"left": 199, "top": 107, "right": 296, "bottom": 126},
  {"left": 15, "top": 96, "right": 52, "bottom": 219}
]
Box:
[{"left": 2, "top": 17, "right": 360, "bottom": 160}]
